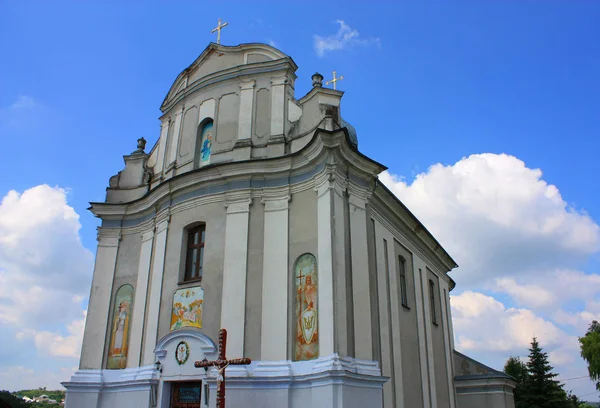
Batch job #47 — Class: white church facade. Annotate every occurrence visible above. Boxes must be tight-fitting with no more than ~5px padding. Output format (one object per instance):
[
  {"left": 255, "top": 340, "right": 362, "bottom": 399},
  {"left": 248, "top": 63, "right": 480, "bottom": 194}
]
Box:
[{"left": 63, "top": 42, "right": 516, "bottom": 408}]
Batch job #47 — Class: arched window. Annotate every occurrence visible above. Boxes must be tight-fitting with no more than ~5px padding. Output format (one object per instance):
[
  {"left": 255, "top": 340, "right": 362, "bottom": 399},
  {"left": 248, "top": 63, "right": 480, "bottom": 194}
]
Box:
[{"left": 196, "top": 119, "right": 214, "bottom": 168}]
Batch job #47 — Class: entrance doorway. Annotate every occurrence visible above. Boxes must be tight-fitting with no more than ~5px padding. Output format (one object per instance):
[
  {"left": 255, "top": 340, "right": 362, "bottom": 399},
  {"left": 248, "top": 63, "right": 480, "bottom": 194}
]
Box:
[{"left": 170, "top": 381, "right": 202, "bottom": 408}]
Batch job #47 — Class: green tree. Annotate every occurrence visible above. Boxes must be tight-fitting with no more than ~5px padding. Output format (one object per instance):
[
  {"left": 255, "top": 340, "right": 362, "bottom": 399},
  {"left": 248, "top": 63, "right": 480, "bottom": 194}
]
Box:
[
  {"left": 504, "top": 356, "right": 528, "bottom": 407},
  {"left": 580, "top": 320, "right": 600, "bottom": 390},
  {"left": 520, "top": 337, "right": 569, "bottom": 408}
]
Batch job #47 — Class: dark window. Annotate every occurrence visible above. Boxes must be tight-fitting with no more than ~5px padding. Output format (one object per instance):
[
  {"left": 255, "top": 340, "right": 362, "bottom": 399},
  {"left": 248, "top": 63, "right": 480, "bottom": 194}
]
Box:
[
  {"left": 184, "top": 225, "right": 205, "bottom": 282},
  {"left": 170, "top": 381, "right": 202, "bottom": 408},
  {"left": 399, "top": 257, "right": 408, "bottom": 307},
  {"left": 429, "top": 279, "right": 437, "bottom": 325}
]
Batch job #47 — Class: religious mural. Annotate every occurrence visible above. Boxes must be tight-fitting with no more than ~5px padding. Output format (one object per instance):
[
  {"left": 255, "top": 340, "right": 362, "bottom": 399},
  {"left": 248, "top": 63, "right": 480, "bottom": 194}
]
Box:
[
  {"left": 170, "top": 286, "right": 204, "bottom": 331},
  {"left": 199, "top": 120, "right": 213, "bottom": 166},
  {"left": 294, "top": 253, "right": 318, "bottom": 361},
  {"left": 107, "top": 284, "right": 134, "bottom": 369}
]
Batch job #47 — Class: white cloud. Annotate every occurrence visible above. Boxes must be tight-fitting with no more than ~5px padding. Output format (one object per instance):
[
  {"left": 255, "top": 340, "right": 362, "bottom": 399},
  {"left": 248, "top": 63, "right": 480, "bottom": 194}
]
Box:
[
  {"left": 380, "top": 153, "right": 600, "bottom": 286},
  {"left": 0, "top": 185, "right": 93, "bottom": 388},
  {"left": 10, "top": 95, "right": 37, "bottom": 110},
  {"left": 452, "top": 291, "right": 566, "bottom": 352},
  {"left": 314, "top": 20, "right": 380, "bottom": 57},
  {"left": 494, "top": 277, "right": 555, "bottom": 308},
  {"left": 17, "top": 313, "right": 86, "bottom": 358}
]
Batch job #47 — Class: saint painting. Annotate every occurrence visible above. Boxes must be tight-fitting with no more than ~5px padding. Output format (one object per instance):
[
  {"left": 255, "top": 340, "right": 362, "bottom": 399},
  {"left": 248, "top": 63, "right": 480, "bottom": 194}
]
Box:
[
  {"left": 294, "top": 253, "right": 318, "bottom": 361},
  {"left": 199, "top": 120, "right": 213, "bottom": 166},
  {"left": 170, "top": 286, "right": 204, "bottom": 331},
  {"left": 107, "top": 284, "right": 134, "bottom": 369}
]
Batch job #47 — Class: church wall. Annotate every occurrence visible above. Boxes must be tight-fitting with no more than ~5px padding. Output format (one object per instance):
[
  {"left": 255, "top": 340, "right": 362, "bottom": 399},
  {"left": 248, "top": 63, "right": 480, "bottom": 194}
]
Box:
[
  {"left": 153, "top": 200, "right": 227, "bottom": 351},
  {"left": 188, "top": 52, "right": 244, "bottom": 84},
  {"left": 97, "top": 390, "right": 152, "bottom": 408},
  {"left": 244, "top": 201, "right": 265, "bottom": 360},
  {"left": 102, "top": 232, "right": 142, "bottom": 368},
  {"left": 394, "top": 240, "right": 425, "bottom": 408},
  {"left": 287, "top": 187, "right": 318, "bottom": 360},
  {"left": 428, "top": 268, "right": 452, "bottom": 407}
]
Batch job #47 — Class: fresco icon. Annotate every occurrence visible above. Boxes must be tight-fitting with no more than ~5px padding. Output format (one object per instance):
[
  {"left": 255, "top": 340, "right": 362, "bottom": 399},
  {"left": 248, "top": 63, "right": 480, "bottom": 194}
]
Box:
[
  {"left": 294, "top": 253, "right": 318, "bottom": 361},
  {"left": 171, "top": 286, "right": 204, "bottom": 331},
  {"left": 107, "top": 284, "right": 134, "bottom": 369}
]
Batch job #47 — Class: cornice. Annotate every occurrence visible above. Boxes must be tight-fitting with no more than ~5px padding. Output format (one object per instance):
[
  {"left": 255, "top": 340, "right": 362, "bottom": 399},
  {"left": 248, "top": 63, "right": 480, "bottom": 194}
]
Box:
[{"left": 90, "top": 127, "right": 387, "bottom": 232}]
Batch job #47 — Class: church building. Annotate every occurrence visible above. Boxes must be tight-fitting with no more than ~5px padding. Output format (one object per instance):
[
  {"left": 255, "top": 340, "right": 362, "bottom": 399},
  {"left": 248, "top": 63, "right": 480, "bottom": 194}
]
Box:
[{"left": 63, "top": 37, "right": 516, "bottom": 408}]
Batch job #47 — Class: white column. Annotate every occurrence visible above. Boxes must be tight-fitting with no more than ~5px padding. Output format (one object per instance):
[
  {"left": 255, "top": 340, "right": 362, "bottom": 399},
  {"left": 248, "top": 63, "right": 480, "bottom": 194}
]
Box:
[
  {"left": 221, "top": 199, "right": 252, "bottom": 357},
  {"left": 79, "top": 233, "right": 120, "bottom": 369},
  {"left": 413, "top": 263, "right": 431, "bottom": 408},
  {"left": 156, "top": 120, "right": 169, "bottom": 175},
  {"left": 440, "top": 281, "right": 456, "bottom": 408},
  {"left": 260, "top": 197, "right": 289, "bottom": 360},
  {"left": 270, "top": 77, "right": 286, "bottom": 137},
  {"left": 237, "top": 80, "right": 255, "bottom": 141},
  {"left": 316, "top": 182, "right": 335, "bottom": 356},
  {"left": 127, "top": 229, "right": 155, "bottom": 368},
  {"left": 348, "top": 195, "right": 373, "bottom": 360},
  {"left": 142, "top": 218, "right": 169, "bottom": 366},
  {"left": 167, "top": 108, "right": 183, "bottom": 166}
]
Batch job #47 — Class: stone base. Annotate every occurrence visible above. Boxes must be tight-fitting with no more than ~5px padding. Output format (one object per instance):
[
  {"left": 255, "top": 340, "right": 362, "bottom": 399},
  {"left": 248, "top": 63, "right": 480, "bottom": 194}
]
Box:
[{"left": 64, "top": 354, "right": 386, "bottom": 408}]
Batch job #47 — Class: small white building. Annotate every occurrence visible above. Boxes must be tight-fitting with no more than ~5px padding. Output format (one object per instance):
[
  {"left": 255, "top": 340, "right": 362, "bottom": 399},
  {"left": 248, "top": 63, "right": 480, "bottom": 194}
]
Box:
[{"left": 63, "top": 42, "right": 515, "bottom": 408}]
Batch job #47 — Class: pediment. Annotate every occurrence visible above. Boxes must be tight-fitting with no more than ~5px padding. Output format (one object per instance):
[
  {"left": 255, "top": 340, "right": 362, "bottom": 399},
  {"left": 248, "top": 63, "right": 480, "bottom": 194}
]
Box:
[{"left": 161, "top": 42, "right": 293, "bottom": 111}]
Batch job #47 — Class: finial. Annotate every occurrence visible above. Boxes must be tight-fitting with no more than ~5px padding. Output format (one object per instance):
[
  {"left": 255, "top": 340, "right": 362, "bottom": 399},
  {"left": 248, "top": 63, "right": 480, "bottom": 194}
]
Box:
[
  {"left": 312, "top": 72, "right": 324, "bottom": 88},
  {"left": 133, "top": 137, "right": 146, "bottom": 154}
]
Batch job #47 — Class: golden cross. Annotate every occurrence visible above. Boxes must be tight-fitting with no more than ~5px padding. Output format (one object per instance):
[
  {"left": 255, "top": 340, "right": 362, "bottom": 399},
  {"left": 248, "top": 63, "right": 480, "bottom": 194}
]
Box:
[
  {"left": 211, "top": 18, "right": 229, "bottom": 44},
  {"left": 325, "top": 70, "right": 344, "bottom": 90}
]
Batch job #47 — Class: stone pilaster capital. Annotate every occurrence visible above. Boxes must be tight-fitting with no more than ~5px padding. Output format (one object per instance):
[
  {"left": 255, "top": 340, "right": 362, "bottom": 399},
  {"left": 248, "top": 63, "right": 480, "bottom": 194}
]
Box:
[{"left": 225, "top": 198, "right": 253, "bottom": 214}]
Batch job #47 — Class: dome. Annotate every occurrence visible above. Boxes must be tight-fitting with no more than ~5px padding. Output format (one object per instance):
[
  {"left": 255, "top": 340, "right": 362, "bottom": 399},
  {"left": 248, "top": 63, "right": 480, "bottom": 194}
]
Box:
[{"left": 341, "top": 118, "right": 358, "bottom": 149}]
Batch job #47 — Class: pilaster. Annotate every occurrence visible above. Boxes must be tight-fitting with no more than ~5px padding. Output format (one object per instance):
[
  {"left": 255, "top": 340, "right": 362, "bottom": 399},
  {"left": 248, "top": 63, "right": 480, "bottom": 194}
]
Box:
[
  {"left": 166, "top": 106, "right": 184, "bottom": 172},
  {"left": 221, "top": 198, "right": 252, "bottom": 357},
  {"left": 156, "top": 120, "right": 169, "bottom": 176},
  {"left": 260, "top": 195, "right": 290, "bottom": 360},
  {"left": 315, "top": 178, "right": 335, "bottom": 357},
  {"left": 79, "top": 230, "right": 120, "bottom": 369},
  {"left": 127, "top": 229, "right": 155, "bottom": 368},
  {"left": 348, "top": 193, "right": 374, "bottom": 361},
  {"left": 234, "top": 79, "right": 255, "bottom": 161},
  {"left": 142, "top": 217, "right": 170, "bottom": 366},
  {"left": 440, "top": 280, "right": 457, "bottom": 408},
  {"left": 268, "top": 76, "right": 287, "bottom": 156}
]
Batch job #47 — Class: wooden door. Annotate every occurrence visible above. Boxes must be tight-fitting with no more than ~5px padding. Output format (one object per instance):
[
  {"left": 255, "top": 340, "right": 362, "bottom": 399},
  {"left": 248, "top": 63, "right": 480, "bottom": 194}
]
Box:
[{"left": 170, "top": 381, "right": 202, "bottom": 408}]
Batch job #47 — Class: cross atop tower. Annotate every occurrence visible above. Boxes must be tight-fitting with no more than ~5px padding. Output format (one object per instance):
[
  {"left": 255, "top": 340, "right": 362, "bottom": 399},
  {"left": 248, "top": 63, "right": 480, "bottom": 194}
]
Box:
[
  {"left": 325, "top": 70, "right": 344, "bottom": 90},
  {"left": 211, "top": 18, "right": 229, "bottom": 45}
]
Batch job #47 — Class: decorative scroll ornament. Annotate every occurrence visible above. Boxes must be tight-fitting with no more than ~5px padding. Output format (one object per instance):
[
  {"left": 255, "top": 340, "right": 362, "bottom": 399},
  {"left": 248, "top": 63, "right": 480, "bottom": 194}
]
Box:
[{"left": 175, "top": 340, "right": 190, "bottom": 365}]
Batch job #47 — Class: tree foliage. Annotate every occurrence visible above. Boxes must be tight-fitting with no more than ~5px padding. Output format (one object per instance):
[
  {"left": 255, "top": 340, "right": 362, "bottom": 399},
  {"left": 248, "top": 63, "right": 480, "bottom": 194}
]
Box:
[
  {"left": 505, "top": 356, "right": 528, "bottom": 403},
  {"left": 505, "top": 337, "right": 579, "bottom": 408},
  {"left": 580, "top": 320, "right": 600, "bottom": 391}
]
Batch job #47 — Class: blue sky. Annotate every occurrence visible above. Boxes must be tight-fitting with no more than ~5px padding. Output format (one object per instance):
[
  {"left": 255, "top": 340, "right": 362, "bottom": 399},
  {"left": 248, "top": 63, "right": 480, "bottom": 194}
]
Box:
[{"left": 1, "top": 0, "right": 600, "bottom": 400}]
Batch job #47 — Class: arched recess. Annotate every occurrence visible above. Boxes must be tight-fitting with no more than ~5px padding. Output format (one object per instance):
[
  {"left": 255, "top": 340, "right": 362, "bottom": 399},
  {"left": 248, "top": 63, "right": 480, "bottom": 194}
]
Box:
[{"left": 195, "top": 118, "right": 214, "bottom": 168}]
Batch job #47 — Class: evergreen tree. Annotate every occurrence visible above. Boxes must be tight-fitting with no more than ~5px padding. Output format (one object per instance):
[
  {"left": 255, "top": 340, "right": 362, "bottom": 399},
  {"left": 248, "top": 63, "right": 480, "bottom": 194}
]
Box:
[{"left": 520, "top": 337, "right": 569, "bottom": 408}]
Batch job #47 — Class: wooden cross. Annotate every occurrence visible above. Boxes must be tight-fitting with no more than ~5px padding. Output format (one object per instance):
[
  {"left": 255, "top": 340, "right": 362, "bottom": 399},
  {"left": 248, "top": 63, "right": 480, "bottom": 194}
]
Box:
[
  {"left": 211, "top": 18, "right": 229, "bottom": 45},
  {"left": 195, "top": 328, "right": 251, "bottom": 408},
  {"left": 325, "top": 70, "right": 344, "bottom": 90}
]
